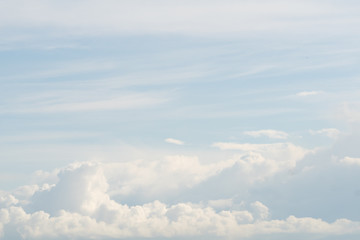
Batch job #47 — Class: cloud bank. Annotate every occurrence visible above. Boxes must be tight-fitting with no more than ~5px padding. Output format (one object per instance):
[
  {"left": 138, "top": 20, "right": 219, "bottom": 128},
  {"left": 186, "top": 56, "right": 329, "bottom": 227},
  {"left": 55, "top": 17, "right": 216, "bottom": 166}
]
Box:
[
  {"left": 1, "top": 161, "right": 360, "bottom": 240},
  {"left": 1, "top": 136, "right": 359, "bottom": 239}
]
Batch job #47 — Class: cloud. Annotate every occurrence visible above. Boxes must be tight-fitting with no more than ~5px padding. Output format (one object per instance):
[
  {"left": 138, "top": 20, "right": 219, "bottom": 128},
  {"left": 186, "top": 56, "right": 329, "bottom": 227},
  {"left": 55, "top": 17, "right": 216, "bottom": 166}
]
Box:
[
  {"left": 165, "top": 138, "right": 184, "bottom": 145},
  {"left": 251, "top": 201, "right": 270, "bottom": 220},
  {"left": 1, "top": 161, "right": 360, "bottom": 239},
  {"left": 0, "top": 193, "right": 18, "bottom": 208},
  {"left": 296, "top": 91, "right": 321, "bottom": 97},
  {"left": 244, "top": 129, "right": 288, "bottom": 139},
  {"left": 2, "top": 92, "right": 168, "bottom": 114},
  {"left": 309, "top": 128, "right": 341, "bottom": 139},
  {"left": 212, "top": 142, "right": 307, "bottom": 160},
  {"left": 0, "top": 0, "right": 358, "bottom": 37},
  {"left": 103, "top": 156, "right": 237, "bottom": 201},
  {"left": 339, "top": 156, "right": 360, "bottom": 166}
]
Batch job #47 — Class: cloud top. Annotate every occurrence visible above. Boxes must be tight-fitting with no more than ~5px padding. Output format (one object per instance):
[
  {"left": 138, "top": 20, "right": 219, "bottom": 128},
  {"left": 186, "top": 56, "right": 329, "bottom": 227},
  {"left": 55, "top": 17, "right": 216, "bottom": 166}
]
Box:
[{"left": 1, "top": 161, "right": 360, "bottom": 239}]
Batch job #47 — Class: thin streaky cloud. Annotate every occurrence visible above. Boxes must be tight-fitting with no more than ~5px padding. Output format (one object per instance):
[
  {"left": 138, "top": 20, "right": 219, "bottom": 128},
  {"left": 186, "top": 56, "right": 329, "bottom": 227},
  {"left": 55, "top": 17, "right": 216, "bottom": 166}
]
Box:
[
  {"left": 296, "top": 91, "right": 321, "bottom": 97},
  {"left": 165, "top": 138, "right": 184, "bottom": 145},
  {"left": 244, "top": 129, "right": 288, "bottom": 139},
  {"left": 0, "top": 1, "right": 357, "bottom": 36},
  {"left": 1, "top": 93, "right": 169, "bottom": 114}
]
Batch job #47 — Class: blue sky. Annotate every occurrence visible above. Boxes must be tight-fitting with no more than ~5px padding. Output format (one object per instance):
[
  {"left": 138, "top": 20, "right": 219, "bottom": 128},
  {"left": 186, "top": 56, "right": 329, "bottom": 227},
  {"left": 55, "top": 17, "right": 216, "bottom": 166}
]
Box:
[{"left": 1, "top": 1, "right": 360, "bottom": 239}]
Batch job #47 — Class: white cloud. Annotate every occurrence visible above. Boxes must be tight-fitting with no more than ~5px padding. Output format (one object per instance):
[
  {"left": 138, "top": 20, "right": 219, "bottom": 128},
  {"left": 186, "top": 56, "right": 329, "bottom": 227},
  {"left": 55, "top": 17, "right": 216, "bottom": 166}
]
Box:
[
  {"left": 165, "top": 138, "right": 184, "bottom": 145},
  {"left": 207, "top": 198, "right": 233, "bottom": 210},
  {"left": 296, "top": 91, "right": 321, "bottom": 97},
  {"left": 212, "top": 142, "right": 307, "bottom": 160},
  {"left": 244, "top": 129, "right": 288, "bottom": 139},
  {"left": 309, "top": 128, "right": 341, "bottom": 139},
  {"left": 251, "top": 201, "right": 269, "bottom": 220},
  {"left": 0, "top": 193, "right": 18, "bottom": 208},
  {"left": 104, "top": 155, "right": 237, "bottom": 198},
  {"left": 211, "top": 142, "right": 309, "bottom": 182},
  {"left": 1, "top": 161, "right": 360, "bottom": 239},
  {"left": 339, "top": 156, "right": 360, "bottom": 166}
]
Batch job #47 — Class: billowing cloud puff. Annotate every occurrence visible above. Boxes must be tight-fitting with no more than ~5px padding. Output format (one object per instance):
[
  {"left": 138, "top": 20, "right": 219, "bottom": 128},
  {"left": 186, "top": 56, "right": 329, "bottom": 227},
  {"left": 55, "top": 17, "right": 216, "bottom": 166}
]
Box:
[
  {"left": 212, "top": 142, "right": 308, "bottom": 181},
  {"left": 1, "top": 161, "right": 360, "bottom": 240},
  {"left": 1, "top": 135, "right": 360, "bottom": 239}
]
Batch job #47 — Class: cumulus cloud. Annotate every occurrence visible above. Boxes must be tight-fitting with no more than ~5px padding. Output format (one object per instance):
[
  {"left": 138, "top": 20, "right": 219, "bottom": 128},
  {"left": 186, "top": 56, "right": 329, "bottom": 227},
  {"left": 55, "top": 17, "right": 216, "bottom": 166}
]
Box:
[
  {"left": 208, "top": 142, "right": 310, "bottom": 185},
  {"left": 165, "top": 138, "right": 184, "bottom": 145},
  {"left": 309, "top": 128, "right": 341, "bottom": 139},
  {"left": 0, "top": 193, "right": 18, "bottom": 208},
  {"left": 102, "top": 155, "right": 238, "bottom": 201},
  {"left": 251, "top": 201, "right": 269, "bottom": 220},
  {"left": 212, "top": 142, "right": 307, "bottom": 161},
  {"left": 1, "top": 161, "right": 360, "bottom": 239},
  {"left": 244, "top": 129, "right": 288, "bottom": 139},
  {"left": 1, "top": 134, "right": 360, "bottom": 239},
  {"left": 101, "top": 142, "right": 309, "bottom": 202},
  {"left": 339, "top": 156, "right": 360, "bottom": 166}
]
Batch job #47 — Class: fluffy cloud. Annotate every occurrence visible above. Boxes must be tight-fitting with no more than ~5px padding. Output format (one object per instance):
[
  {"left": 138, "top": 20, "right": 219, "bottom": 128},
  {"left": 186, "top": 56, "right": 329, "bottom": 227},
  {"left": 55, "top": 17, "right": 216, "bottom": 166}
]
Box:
[
  {"left": 1, "top": 161, "right": 360, "bottom": 239},
  {"left": 243, "top": 129, "right": 288, "bottom": 139},
  {"left": 212, "top": 142, "right": 308, "bottom": 179},
  {"left": 310, "top": 128, "right": 341, "bottom": 139},
  {"left": 1, "top": 134, "right": 360, "bottom": 239},
  {"left": 102, "top": 142, "right": 308, "bottom": 202}
]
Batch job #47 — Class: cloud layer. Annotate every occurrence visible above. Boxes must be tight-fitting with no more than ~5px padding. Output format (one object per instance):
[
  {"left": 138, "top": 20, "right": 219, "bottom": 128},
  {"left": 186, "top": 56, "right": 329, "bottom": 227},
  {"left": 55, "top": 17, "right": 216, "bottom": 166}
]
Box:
[
  {"left": 1, "top": 160, "right": 360, "bottom": 240},
  {"left": 1, "top": 136, "right": 360, "bottom": 239},
  {"left": 1, "top": 0, "right": 360, "bottom": 37}
]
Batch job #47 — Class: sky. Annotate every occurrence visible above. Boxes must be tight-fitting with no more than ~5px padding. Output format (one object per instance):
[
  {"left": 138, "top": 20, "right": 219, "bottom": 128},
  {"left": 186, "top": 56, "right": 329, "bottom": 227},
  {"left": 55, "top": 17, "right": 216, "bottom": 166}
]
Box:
[{"left": 1, "top": 0, "right": 360, "bottom": 239}]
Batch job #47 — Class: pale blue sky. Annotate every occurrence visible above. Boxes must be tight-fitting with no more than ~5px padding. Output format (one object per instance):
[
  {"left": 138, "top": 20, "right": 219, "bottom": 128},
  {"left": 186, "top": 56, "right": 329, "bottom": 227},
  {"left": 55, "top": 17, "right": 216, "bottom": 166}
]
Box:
[{"left": 1, "top": 1, "right": 360, "bottom": 239}]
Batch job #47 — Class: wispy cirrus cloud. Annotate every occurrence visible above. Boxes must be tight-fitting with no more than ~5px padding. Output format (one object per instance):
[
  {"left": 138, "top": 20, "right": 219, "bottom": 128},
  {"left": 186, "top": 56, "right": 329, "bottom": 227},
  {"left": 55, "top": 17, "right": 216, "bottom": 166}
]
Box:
[
  {"left": 1, "top": 91, "right": 169, "bottom": 114},
  {"left": 165, "top": 138, "right": 184, "bottom": 145},
  {"left": 1, "top": 0, "right": 359, "bottom": 37},
  {"left": 244, "top": 129, "right": 288, "bottom": 139},
  {"left": 296, "top": 91, "right": 322, "bottom": 97}
]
